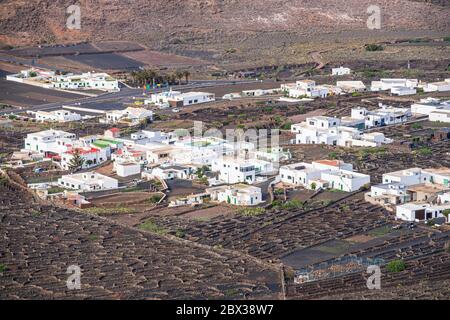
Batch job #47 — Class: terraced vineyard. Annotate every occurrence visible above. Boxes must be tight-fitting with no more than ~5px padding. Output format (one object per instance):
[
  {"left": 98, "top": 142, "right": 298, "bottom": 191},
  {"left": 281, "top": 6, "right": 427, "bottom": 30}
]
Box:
[{"left": 0, "top": 179, "right": 282, "bottom": 299}]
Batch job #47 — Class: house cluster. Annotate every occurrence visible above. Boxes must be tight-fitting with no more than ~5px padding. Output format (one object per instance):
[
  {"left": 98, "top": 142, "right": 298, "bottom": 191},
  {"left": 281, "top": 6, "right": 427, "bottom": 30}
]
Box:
[
  {"left": 279, "top": 72, "right": 449, "bottom": 99},
  {"left": 411, "top": 98, "right": 450, "bottom": 123},
  {"left": 145, "top": 90, "right": 215, "bottom": 109},
  {"left": 23, "top": 126, "right": 293, "bottom": 207},
  {"left": 291, "top": 115, "right": 393, "bottom": 148},
  {"left": 365, "top": 167, "right": 450, "bottom": 223},
  {"left": 279, "top": 160, "right": 370, "bottom": 192},
  {"left": 371, "top": 78, "right": 450, "bottom": 96},
  {"left": 7, "top": 68, "right": 119, "bottom": 92}
]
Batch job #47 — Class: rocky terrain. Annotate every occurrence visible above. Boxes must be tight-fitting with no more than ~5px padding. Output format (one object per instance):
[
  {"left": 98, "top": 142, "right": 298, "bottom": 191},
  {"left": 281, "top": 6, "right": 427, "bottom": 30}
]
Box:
[{"left": 0, "top": 0, "right": 449, "bottom": 67}]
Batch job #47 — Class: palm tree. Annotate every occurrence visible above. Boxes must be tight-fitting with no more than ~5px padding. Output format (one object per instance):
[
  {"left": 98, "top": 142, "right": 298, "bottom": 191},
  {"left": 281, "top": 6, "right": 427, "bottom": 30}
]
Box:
[
  {"left": 183, "top": 70, "right": 190, "bottom": 84},
  {"left": 175, "top": 70, "right": 184, "bottom": 85}
]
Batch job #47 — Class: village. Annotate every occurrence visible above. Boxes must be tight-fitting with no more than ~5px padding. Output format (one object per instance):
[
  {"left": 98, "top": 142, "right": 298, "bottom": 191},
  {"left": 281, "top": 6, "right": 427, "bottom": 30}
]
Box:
[
  {"left": 1, "top": 52, "right": 449, "bottom": 300},
  {"left": 1, "top": 64, "right": 449, "bottom": 226}
]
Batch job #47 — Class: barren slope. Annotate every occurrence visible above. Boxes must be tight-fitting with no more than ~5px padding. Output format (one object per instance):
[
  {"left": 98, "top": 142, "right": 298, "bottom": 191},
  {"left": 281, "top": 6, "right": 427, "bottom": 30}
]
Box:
[{"left": 0, "top": 0, "right": 449, "bottom": 47}]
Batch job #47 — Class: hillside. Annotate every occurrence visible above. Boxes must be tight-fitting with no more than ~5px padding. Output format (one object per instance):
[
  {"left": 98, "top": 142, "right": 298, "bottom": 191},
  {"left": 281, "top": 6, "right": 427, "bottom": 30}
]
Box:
[
  {"left": 0, "top": 0, "right": 449, "bottom": 68},
  {"left": 1, "top": 0, "right": 448, "bottom": 46}
]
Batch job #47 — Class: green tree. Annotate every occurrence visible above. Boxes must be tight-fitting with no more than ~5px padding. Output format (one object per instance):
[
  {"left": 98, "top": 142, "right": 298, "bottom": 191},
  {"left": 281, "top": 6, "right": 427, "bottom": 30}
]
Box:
[{"left": 68, "top": 150, "right": 85, "bottom": 172}]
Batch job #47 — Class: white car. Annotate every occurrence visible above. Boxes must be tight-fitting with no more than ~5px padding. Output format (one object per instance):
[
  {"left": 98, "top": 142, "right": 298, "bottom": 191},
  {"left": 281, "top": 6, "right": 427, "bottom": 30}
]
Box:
[{"left": 172, "top": 108, "right": 180, "bottom": 113}]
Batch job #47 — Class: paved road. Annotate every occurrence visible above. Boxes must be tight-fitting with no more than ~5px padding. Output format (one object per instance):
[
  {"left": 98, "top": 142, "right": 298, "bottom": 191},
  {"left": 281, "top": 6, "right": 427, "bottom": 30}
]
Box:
[{"left": 0, "top": 79, "right": 261, "bottom": 115}]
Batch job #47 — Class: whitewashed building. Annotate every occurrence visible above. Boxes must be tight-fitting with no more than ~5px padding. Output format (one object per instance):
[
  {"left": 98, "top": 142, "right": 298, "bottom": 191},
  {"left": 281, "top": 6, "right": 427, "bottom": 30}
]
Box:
[
  {"left": 61, "top": 147, "right": 108, "bottom": 171},
  {"left": 291, "top": 116, "right": 392, "bottom": 147},
  {"left": 286, "top": 80, "right": 329, "bottom": 98},
  {"left": 104, "top": 107, "right": 153, "bottom": 125},
  {"left": 58, "top": 172, "right": 118, "bottom": 191},
  {"left": 148, "top": 90, "right": 215, "bottom": 108},
  {"left": 32, "top": 109, "right": 82, "bottom": 123},
  {"left": 396, "top": 202, "right": 450, "bottom": 222},
  {"left": 429, "top": 110, "right": 450, "bottom": 123},
  {"left": 24, "top": 129, "right": 76, "bottom": 156},
  {"left": 279, "top": 160, "right": 369, "bottom": 192},
  {"left": 114, "top": 162, "right": 141, "bottom": 177},
  {"left": 411, "top": 98, "right": 450, "bottom": 116},
  {"left": 348, "top": 105, "right": 411, "bottom": 129},
  {"left": 211, "top": 157, "right": 256, "bottom": 184},
  {"left": 144, "top": 165, "right": 193, "bottom": 180},
  {"left": 52, "top": 72, "right": 119, "bottom": 91},
  {"left": 206, "top": 184, "right": 263, "bottom": 206},
  {"left": 332, "top": 67, "right": 351, "bottom": 76},
  {"left": 336, "top": 81, "right": 366, "bottom": 93},
  {"left": 371, "top": 79, "right": 418, "bottom": 92},
  {"left": 423, "top": 79, "right": 450, "bottom": 93},
  {"left": 391, "top": 87, "right": 417, "bottom": 96}
]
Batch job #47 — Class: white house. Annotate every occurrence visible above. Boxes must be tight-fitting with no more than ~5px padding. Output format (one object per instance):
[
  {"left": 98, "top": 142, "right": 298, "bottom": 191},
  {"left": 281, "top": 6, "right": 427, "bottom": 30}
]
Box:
[
  {"left": 24, "top": 129, "right": 77, "bottom": 156},
  {"left": 382, "top": 167, "right": 450, "bottom": 188},
  {"left": 255, "top": 147, "right": 291, "bottom": 163},
  {"left": 332, "top": 67, "right": 351, "bottom": 76},
  {"left": 206, "top": 184, "right": 263, "bottom": 206},
  {"left": 438, "top": 192, "right": 450, "bottom": 204},
  {"left": 366, "top": 183, "right": 410, "bottom": 208},
  {"left": 6, "top": 68, "right": 55, "bottom": 88},
  {"left": 391, "top": 87, "right": 417, "bottom": 96},
  {"left": 286, "top": 80, "right": 328, "bottom": 98},
  {"left": 411, "top": 97, "right": 450, "bottom": 118},
  {"left": 147, "top": 90, "right": 182, "bottom": 108},
  {"left": 279, "top": 160, "right": 369, "bottom": 192},
  {"left": 61, "top": 147, "right": 108, "bottom": 171},
  {"left": 371, "top": 79, "right": 418, "bottom": 92},
  {"left": 429, "top": 110, "right": 450, "bottom": 123},
  {"left": 31, "top": 109, "right": 82, "bottom": 123},
  {"left": 129, "top": 130, "right": 169, "bottom": 144},
  {"left": 291, "top": 116, "right": 392, "bottom": 147},
  {"left": 104, "top": 107, "right": 153, "bottom": 125},
  {"left": 396, "top": 202, "right": 450, "bottom": 222},
  {"left": 349, "top": 105, "right": 411, "bottom": 129},
  {"left": 211, "top": 156, "right": 256, "bottom": 184},
  {"left": 149, "top": 91, "right": 215, "bottom": 108},
  {"left": 52, "top": 72, "right": 119, "bottom": 91},
  {"left": 336, "top": 81, "right": 366, "bottom": 93},
  {"left": 57, "top": 172, "right": 118, "bottom": 192},
  {"left": 143, "top": 165, "right": 193, "bottom": 180},
  {"left": 423, "top": 80, "right": 450, "bottom": 93},
  {"left": 382, "top": 168, "right": 430, "bottom": 186},
  {"left": 176, "top": 92, "right": 216, "bottom": 107},
  {"left": 114, "top": 162, "right": 141, "bottom": 177},
  {"left": 411, "top": 98, "right": 450, "bottom": 116}
]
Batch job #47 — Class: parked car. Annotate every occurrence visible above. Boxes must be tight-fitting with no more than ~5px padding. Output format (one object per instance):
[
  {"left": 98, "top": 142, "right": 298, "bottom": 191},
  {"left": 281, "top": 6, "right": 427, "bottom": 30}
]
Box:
[
  {"left": 172, "top": 108, "right": 180, "bottom": 113},
  {"left": 392, "top": 225, "right": 402, "bottom": 230}
]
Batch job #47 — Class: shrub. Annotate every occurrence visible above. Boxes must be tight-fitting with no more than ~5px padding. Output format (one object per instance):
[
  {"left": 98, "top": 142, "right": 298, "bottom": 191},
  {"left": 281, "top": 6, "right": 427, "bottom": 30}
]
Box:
[
  {"left": 147, "top": 194, "right": 163, "bottom": 204},
  {"left": 139, "top": 219, "right": 167, "bottom": 235},
  {"left": 0, "top": 264, "right": 7, "bottom": 273},
  {"left": 175, "top": 229, "right": 185, "bottom": 238},
  {"left": 411, "top": 123, "right": 422, "bottom": 130},
  {"left": 237, "top": 207, "right": 265, "bottom": 216},
  {"left": 386, "top": 260, "right": 406, "bottom": 273},
  {"left": 365, "top": 44, "right": 384, "bottom": 52},
  {"left": 415, "top": 147, "right": 432, "bottom": 156},
  {"left": 280, "top": 122, "right": 292, "bottom": 130}
]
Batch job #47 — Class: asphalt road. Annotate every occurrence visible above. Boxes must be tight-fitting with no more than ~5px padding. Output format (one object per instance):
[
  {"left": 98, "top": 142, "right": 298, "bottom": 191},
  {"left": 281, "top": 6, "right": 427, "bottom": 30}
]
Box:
[{"left": 0, "top": 79, "right": 261, "bottom": 115}]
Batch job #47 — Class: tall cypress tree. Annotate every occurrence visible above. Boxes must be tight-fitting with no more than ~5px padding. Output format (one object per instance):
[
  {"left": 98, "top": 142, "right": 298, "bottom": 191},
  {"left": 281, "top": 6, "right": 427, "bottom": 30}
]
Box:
[{"left": 67, "top": 150, "right": 84, "bottom": 173}]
